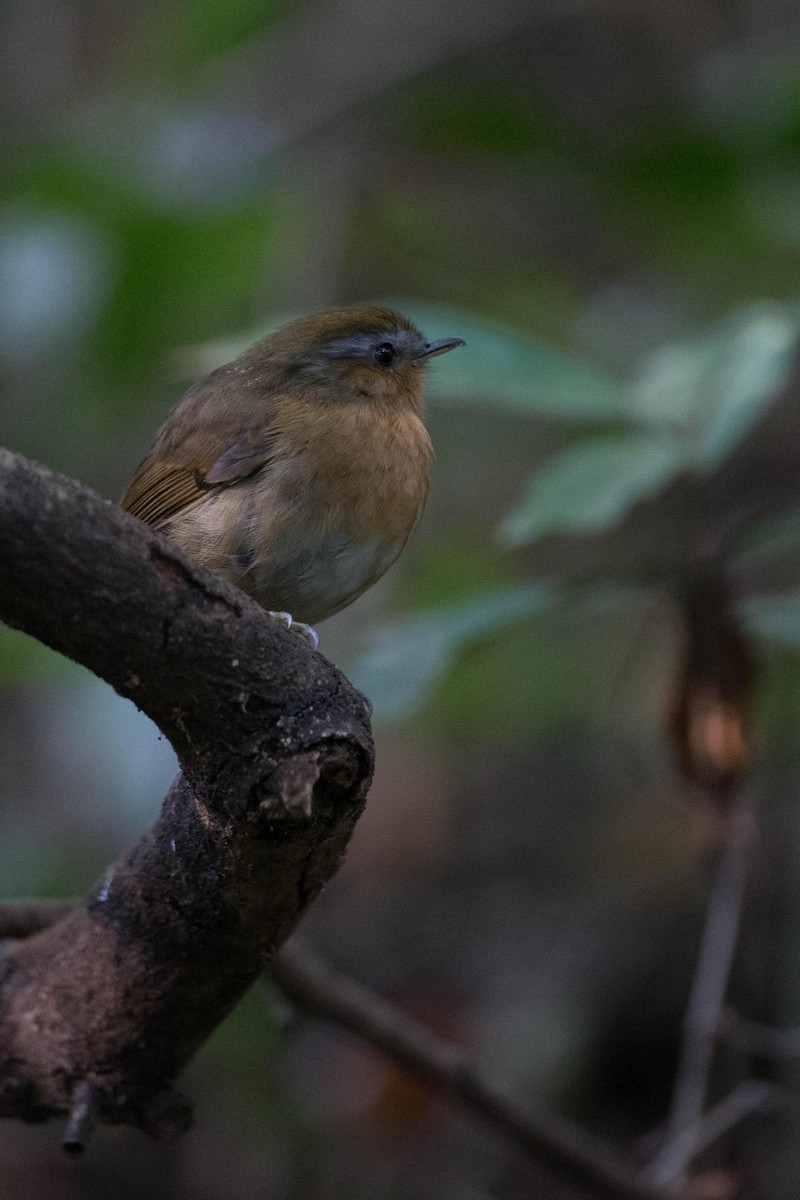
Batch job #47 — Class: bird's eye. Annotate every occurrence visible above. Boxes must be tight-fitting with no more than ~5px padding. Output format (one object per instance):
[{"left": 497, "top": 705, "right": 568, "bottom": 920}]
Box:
[{"left": 373, "top": 342, "right": 395, "bottom": 367}]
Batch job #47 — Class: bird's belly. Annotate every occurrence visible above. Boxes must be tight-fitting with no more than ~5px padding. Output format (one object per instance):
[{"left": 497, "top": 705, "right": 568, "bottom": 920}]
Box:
[
  {"left": 168, "top": 432, "right": 427, "bottom": 624},
  {"left": 246, "top": 530, "right": 404, "bottom": 625}
]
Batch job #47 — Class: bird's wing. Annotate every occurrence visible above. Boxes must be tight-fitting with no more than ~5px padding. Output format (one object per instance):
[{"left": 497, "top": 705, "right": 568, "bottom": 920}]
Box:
[{"left": 120, "top": 436, "right": 278, "bottom": 530}]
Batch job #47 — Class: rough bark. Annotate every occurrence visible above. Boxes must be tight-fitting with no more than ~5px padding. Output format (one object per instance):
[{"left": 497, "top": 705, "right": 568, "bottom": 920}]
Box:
[{"left": 0, "top": 446, "right": 373, "bottom": 1141}]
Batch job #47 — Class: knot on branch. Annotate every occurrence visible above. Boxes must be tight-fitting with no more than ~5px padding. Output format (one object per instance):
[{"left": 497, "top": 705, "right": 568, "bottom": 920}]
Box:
[{"left": 257, "top": 748, "right": 361, "bottom": 822}]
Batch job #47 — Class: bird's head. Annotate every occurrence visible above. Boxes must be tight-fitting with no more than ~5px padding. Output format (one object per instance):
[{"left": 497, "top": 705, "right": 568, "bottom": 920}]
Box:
[{"left": 246, "top": 306, "right": 464, "bottom": 411}]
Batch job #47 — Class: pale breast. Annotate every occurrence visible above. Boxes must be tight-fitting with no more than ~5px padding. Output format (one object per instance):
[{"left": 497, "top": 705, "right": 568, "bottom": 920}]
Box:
[
  {"left": 164, "top": 401, "right": 432, "bottom": 624},
  {"left": 247, "top": 529, "right": 406, "bottom": 623}
]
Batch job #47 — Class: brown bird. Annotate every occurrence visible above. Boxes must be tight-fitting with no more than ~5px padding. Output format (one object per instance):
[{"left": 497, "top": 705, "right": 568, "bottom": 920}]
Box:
[{"left": 121, "top": 306, "right": 464, "bottom": 647}]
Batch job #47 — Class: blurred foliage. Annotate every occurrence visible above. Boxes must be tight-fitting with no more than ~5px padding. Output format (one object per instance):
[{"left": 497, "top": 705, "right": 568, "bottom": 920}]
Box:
[
  {"left": 350, "top": 300, "right": 800, "bottom": 720},
  {"left": 401, "top": 303, "right": 625, "bottom": 419},
  {"left": 136, "top": 0, "right": 292, "bottom": 78},
  {"left": 6, "top": 1, "right": 800, "bottom": 1195},
  {"left": 351, "top": 584, "right": 556, "bottom": 724}
]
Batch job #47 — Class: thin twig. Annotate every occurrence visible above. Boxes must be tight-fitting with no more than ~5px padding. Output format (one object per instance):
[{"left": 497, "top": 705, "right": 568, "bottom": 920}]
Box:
[
  {"left": 720, "top": 1008, "right": 800, "bottom": 1059},
  {"left": 680, "top": 1082, "right": 778, "bottom": 1166},
  {"left": 0, "top": 899, "right": 768, "bottom": 1194},
  {"left": 639, "top": 1082, "right": 778, "bottom": 1191},
  {"left": 249, "top": 0, "right": 580, "bottom": 153},
  {"left": 271, "top": 941, "right": 665, "bottom": 1200},
  {"left": 645, "top": 791, "right": 757, "bottom": 1192}
]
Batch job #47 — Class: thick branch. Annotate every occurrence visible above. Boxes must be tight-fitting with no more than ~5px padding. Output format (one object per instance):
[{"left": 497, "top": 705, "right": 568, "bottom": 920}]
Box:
[
  {"left": 0, "top": 447, "right": 370, "bottom": 768},
  {"left": 0, "top": 447, "right": 373, "bottom": 1138},
  {"left": 0, "top": 904, "right": 768, "bottom": 1197}
]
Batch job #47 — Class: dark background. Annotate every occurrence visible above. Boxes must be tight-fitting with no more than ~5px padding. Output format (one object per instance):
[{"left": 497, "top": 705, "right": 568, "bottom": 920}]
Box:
[{"left": 3, "top": 1, "right": 800, "bottom": 1196}]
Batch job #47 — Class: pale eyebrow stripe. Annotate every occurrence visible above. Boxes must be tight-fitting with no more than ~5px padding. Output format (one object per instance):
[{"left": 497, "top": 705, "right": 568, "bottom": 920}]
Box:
[
  {"left": 323, "top": 333, "right": 376, "bottom": 359},
  {"left": 322, "top": 328, "right": 421, "bottom": 359}
]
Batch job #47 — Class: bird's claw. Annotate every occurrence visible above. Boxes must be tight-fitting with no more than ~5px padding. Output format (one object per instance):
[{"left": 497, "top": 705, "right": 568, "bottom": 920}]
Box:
[
  {"left": 269, "top": 611, "right": 319, "bottom": 651},
  {"left": 293, "top": 621, "right": 319, "bottom": 651}
]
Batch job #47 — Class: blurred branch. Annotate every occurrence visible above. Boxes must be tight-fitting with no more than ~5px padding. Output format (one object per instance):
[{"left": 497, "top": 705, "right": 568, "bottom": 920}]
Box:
[
  {"left": 0, "top": 446, "right": 373, "bottom": 1147},
  {"left": 641, "top": 1081, "right": 778, "bottom": 1194},
  {"left": 684, "top": 1081, "right": 777, "bottom": 1163},
  {"left": 720, "top": 1008, "right": 800, "bottom": 1059},
  {"left": 0, "top": 900, "right": 770, "bottom": 1193},
  {"left": 248, "top": 0, "right": 581, "bottom": 151},
  {"left": 645, "top": 792, "right": 758, "bottom": 1192},
  {"left": 272, "top": 941, "right": 665, "bottom": 1200}
]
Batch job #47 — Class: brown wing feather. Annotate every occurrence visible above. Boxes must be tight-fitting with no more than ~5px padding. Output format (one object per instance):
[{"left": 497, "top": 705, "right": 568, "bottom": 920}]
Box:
[
  {"left": 120, "top": 459, "right": 206, "bottom": 529},
  {"left": 121, "top": 357, "right": 284, "bottom": 530},
  {"left": 121, "top": 437, "right": 280, "bottom": 531}
]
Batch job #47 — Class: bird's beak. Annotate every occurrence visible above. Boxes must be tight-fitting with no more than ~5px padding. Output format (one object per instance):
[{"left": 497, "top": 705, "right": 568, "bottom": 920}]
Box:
[{"left": 414, "top": 338, "right": 465, "bottom": 361}]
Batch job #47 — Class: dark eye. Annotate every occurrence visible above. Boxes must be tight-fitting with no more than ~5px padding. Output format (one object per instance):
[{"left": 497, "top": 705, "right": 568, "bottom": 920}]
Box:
[{"left": 373, "top": 342, "right": 395, "bottom": 367}]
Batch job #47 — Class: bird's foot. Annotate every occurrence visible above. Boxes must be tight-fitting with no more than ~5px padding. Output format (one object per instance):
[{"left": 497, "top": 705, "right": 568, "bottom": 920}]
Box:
[{"left": 269, "top": 611, "right": 320, "bottom": 651}]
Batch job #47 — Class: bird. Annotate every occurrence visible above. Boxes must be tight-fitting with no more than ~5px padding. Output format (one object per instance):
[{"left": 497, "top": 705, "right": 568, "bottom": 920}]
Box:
[{"left": 121, "top": 306, "right": 464, "bottom": 648}]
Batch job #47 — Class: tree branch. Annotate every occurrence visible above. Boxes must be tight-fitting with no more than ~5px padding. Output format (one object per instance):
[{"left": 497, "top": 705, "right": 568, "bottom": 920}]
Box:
[
  {"left": 0, "top": 447, "right": 373, "bottom": 1141},
  {"left": 645, "top": 792, "right": 757, "bottom": 1192},
  {"left": 0, "top": 902, "right": 768, "bottom": 1197},
  {"left": 641, "top": 1081, "right": 779, "bottom": 1190},
  {"left": 719, "top": 1008, "right": 800, "bottom": 1059},
  {"left": 271, "top": 941, "right": 666, "bottom": 1200}
]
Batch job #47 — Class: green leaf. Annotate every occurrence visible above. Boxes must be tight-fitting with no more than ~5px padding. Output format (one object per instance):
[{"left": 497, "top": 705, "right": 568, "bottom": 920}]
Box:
[
  {"left": 397, "top": 303, "right": 625, "bottom": 420},
  {"left": 627, "top": 340, "right": 716, "bottom": 428},
  {"left": 348, "top": 584, "right": 556, "bottom": 722},
  {"left": 627, "top": 303, "right": 799, "bottom": 467},
  {"left": 701, "top": 306, "right": 798, "bottom": 464},
  {"left": 499, "top": 433, "right": 684, "bottom": 546}
]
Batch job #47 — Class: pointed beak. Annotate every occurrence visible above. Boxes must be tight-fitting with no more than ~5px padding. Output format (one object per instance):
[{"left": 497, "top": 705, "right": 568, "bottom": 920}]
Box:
[{"left": 414, "top": 337, "right": 465, "bottom": 362}]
